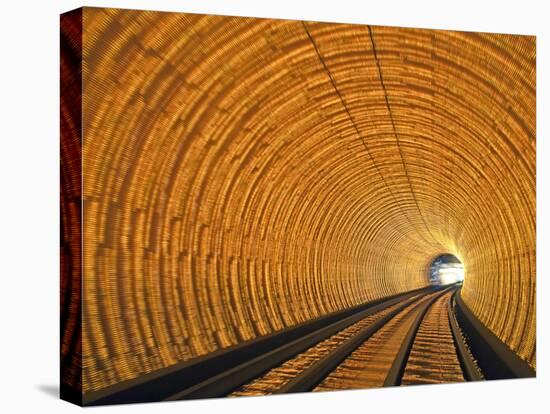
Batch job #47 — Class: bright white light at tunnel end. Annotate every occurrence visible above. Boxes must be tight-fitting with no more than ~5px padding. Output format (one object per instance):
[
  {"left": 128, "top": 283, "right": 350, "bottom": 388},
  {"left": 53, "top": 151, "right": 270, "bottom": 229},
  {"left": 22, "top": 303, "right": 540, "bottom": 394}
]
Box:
[{"left": 438, "top": 263, "right": 465, "bottom": 285}]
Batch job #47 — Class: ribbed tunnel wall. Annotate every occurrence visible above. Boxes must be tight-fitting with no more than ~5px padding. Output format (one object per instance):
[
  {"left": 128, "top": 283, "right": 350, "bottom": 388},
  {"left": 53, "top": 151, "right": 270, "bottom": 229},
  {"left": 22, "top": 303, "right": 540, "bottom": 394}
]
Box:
[{"left": 75, "top": 8, "right": 535, "bottom": 393}]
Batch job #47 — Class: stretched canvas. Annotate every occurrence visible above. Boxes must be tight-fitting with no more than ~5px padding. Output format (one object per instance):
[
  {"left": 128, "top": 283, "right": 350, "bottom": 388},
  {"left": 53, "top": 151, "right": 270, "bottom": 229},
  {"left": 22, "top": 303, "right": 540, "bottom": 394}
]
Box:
[{"left": 60, "top": 6, "right": 536, "bottom": 406}]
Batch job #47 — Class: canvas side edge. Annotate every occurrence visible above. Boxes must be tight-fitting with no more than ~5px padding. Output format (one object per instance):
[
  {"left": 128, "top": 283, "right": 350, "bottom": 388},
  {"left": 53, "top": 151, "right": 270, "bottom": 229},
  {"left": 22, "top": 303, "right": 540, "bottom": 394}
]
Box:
[{"left": 60, "top": 7, "right": 83, "bottom": 407}]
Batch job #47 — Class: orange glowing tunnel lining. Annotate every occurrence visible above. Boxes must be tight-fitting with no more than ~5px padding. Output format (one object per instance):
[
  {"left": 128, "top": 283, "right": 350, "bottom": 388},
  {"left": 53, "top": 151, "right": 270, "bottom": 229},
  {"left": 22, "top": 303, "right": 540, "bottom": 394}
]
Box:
[{"left": 61, "top": 7, "right": 535, "bottom": 394}]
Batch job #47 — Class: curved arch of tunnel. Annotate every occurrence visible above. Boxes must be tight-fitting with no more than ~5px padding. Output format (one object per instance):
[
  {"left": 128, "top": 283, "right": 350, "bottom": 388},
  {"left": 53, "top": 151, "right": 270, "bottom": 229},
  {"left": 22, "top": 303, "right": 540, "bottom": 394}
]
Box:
[{"left": 70, "top": 8, "right": 536, "bottom": 393}]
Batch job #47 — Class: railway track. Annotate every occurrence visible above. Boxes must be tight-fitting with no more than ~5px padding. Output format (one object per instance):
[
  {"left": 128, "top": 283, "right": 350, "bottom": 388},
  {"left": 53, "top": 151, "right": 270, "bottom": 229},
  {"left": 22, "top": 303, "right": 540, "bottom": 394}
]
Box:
[
  {"left": 230, "top": 293, "right": 429, "bottom": 396},
  {"left": 400, "top": 291, "right": 477, "bottom": 385},
  {"left": 314, "top": 290, "right": 448, "bottom": 391},
  {"left": 88, "top": 283, "right": 535, "bottom": 406},
  {"left": 228, "top": 286, "right": 483, "bottom": 397}
]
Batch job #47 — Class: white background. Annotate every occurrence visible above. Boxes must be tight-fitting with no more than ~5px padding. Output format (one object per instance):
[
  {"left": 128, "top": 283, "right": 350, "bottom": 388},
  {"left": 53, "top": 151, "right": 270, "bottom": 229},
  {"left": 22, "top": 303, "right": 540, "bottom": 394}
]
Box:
[{"left": 0, "top": 0, "right": 547, "bottom": 412}]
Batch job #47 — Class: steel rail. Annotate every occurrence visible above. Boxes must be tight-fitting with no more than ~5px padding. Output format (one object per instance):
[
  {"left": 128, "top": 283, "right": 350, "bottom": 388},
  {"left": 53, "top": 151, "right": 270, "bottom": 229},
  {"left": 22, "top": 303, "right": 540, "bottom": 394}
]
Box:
[
  {"left": 447, "top": 289, "right": 484, "bottom": 381},
  {"left": 383, "top": 286, "right": 456, "bottom": 386}
]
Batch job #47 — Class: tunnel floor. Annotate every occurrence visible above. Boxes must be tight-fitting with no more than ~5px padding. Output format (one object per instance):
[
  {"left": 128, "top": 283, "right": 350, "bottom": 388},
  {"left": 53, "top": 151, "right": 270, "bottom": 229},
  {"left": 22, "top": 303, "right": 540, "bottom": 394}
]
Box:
[{"left": 85, "top": 284, "right": 532, "bottom": 405}]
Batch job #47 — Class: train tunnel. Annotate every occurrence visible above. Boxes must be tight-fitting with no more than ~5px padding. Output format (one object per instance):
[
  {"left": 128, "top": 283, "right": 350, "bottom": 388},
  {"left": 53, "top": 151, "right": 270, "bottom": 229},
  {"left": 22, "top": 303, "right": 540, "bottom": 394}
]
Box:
[{"left": 60, "top": 7, "right": 536, "bottom": 402}]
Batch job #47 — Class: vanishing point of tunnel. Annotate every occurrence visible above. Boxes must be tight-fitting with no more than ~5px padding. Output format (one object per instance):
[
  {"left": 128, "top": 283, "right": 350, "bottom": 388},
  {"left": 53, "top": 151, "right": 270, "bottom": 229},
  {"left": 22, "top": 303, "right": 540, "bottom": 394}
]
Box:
[{"left": 60, "top": 8, "right": 536, "bottom": 397}]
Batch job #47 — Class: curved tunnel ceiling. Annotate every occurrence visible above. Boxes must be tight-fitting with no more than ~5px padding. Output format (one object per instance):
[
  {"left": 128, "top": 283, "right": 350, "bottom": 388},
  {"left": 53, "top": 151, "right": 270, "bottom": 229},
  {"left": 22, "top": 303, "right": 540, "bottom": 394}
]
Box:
[{"left": 74, "top": 8, "right": 535, "bottom": 392}]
